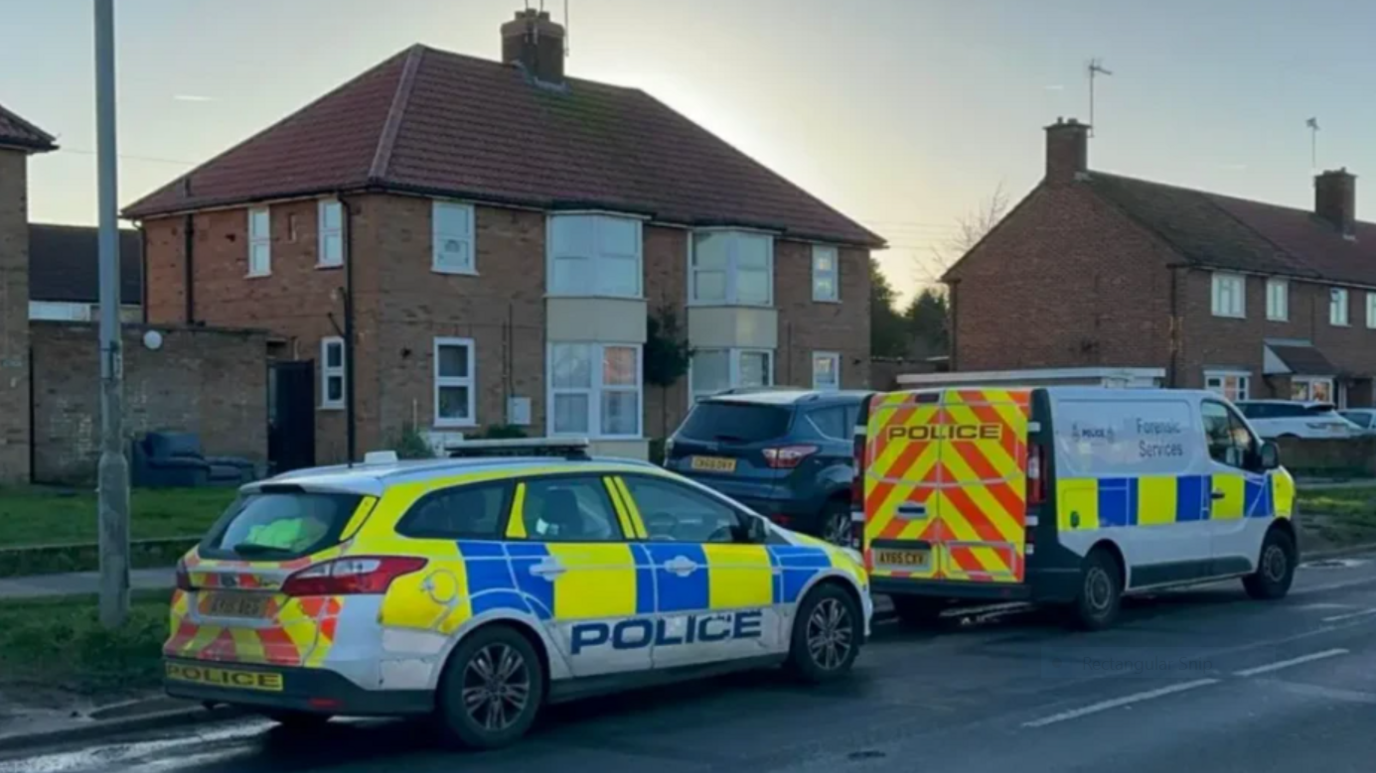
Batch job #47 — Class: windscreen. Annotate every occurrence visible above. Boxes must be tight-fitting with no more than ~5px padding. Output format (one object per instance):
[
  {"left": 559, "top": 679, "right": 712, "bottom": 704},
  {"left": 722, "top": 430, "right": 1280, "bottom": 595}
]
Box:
[
  {"left": 200, "top": 489, "right": 364, "bottom": 560},
  {"left": 677, "top": 402, "right": 793, "bottom": 443}
]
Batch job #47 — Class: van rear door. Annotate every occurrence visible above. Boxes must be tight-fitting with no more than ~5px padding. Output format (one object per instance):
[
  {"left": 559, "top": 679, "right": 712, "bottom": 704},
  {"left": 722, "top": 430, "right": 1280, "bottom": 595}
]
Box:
[{"left": 864, "top": 388, "right": 1031, "bottom": 586}]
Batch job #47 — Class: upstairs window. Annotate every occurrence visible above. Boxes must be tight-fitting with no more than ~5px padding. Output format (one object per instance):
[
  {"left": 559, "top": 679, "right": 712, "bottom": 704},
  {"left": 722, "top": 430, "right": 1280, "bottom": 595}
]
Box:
[
  {"left": 320, "top": 337, "right": 345, "bottom": 410},
  {"left": 1368, "top": 292, "right": 1376, "bottom": 329},
  {"left": 1265, "top": 278, "right": 1287, "bottom": 321},
  {"left": 432, "top": 201, "right": 475, "bottom": 275},
  {"left": 548, "top": 214, "right": 642, "bottom": 297},
  {"left": 691, "top": 231, "right": 773, "bottom": 306},
  {"left": 318, "top": 200, "right": 344, "bottom": 267},
  {"left": 248, "top": 207, "right": 271, "bottom": 276},
  {"left": 812, "top": 245, "right": 839, "bottom": 301},
  {"left": 1211, "top": 272, "right": 1244, "bottom": 318},
  {"left": 1330, "top": 287, "right": 1350, "bottom": 326}
]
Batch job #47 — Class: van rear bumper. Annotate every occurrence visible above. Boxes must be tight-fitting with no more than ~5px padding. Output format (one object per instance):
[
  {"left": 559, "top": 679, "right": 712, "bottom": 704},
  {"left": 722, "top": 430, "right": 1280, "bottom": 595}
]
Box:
[{"left": 872, "top": 567, "right": 1081, "bottom": 605}]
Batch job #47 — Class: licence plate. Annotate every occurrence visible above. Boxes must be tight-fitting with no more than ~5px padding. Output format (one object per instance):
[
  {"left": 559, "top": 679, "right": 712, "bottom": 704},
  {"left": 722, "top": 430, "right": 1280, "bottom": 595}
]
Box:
[
  {"left": 873, "top": 548, "right": 931, "bottom": 571},
  {"left": 165, "top": 662, "right": 284, "bottom": 692},
  {"left": 204, "top": 592, "right": 269, "bottom": 618},
  {"left": 691, "top": 456, "right": 737, "bottom": 473}
]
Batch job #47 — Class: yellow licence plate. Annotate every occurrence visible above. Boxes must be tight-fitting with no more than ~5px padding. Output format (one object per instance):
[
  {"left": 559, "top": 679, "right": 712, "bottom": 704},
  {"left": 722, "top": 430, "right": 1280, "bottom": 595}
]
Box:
[
  {"left": 873, "top": 549, "right": 931, "bottom": 570},
  {"left": 165, "top": 662, "right": 284, "bottom": 692},
  {"left": 204, "top": 592, "right": 269, "bottom": 618},
  {"left": 691, "top": 456, "right": 737, "bottom": 473}
]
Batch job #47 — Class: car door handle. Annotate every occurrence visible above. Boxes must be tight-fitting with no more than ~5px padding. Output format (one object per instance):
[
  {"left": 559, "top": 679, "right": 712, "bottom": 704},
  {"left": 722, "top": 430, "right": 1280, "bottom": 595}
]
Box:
[
  {"left": 529, "top": 558, "right": 566, "bottom": 579},
  {"left": 664, "top": 556, "right": 699, "bottom": 576},
  {"left": 1211, "top": 491, "right": 1227, "bottom": 501}
]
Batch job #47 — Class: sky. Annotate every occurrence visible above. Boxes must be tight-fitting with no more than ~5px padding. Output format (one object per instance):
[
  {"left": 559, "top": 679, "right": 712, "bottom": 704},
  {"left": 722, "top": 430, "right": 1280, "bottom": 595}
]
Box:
[{"left": 5, "top": 0, "right": 1376, "bottom": 305}]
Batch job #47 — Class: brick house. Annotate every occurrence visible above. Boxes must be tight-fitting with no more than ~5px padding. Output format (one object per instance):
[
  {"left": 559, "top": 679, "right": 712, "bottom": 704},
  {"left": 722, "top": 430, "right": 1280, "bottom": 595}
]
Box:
[
  {"left": 123, "top": 11, "right": 880, "bottom": 463},
  {"left": 945, "top": 117, "right": 1376, "bottom": 408},
  {"left": 0, "top": 102, "right": 56, "bottom": 481}
]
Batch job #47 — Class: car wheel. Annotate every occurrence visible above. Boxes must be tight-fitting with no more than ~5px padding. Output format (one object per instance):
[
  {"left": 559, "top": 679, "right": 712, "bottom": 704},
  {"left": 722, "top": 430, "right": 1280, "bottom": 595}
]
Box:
[
  {"left": 1243, "top": 528, "right": 1296, "bottom": 601},
  {"left": 787, "top": 583, "right": 862, "bottom": 683},
  {"left": 437, "top": 625, "right": 544, "bottom": 750},
  {"left": 260, "top": 710, "right": 331, "bottom": 729},
  {"left": 1065, "top": 548, "right": 1122, "bottom": 631},
  {"left": 820, "top": 500, "right": 852, "bottom": 546}
]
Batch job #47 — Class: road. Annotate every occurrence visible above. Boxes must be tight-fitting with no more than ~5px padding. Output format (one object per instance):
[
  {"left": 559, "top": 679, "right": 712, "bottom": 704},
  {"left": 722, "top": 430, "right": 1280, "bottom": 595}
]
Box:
[{"left": 6, "top": 557, "right": 1376, "bottom": 773}]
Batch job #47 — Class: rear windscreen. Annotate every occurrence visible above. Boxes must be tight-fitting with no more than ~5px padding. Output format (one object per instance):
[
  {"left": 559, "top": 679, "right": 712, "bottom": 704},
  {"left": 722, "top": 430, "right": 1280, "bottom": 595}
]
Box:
[
  {"left": 678, "top": 402, "right": 793, "bottom": 443},
  {"left": 200, "top": 490, "right": 364, "bottom": 560}
]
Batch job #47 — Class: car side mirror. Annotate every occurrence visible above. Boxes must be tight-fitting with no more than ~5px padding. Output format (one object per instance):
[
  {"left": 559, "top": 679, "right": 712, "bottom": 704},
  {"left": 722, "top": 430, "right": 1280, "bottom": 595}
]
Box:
[{"left": 1259, "top": 440, "right": 1281, "bottom": 470}]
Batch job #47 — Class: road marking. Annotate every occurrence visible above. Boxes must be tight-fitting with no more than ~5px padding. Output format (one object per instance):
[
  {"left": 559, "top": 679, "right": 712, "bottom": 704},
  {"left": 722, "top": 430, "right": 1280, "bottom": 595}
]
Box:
[
  {"left": 1233, "top": 648, "right": 1349, "bottom": 677},
  {"left": 1321, "top": 608, "right": 1376, "bottom": 623},
  {"left": 1021, "top": 679, "right": 1220, "bottom": 728},
  {"left": 1298, "top": 602, "right": 1352, "bottom": 610}
]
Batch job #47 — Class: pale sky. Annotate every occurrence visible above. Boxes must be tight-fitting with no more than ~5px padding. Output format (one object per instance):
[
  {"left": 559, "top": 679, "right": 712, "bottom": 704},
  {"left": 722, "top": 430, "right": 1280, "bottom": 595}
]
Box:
[{"left": 4, "top": 0, "right": 1376, "bottom": 304}]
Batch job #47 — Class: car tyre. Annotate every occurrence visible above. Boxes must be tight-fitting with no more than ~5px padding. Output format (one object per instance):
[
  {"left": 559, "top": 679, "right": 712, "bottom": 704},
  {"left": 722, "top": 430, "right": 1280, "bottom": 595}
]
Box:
[
  {"left": 1066, "top": 548, "right": 1122, "bottom": 631},
  {"left": 820, "top": 499, "right": 852, "bottom": 546},
  {"left": 890, "top": 595, "right": 946, "bottom": 627},
  {"left": 437, "top": 625, "right": 544, "bottom": 750},
  {"left": 787, "top": 583, "right": 862, "bottom": 683},
  {"left": 1243, "top": 528, "right": 1296, "bottom": 601},
  {"left": 260, "top": 710, "right": 332, "bottom": 729}
]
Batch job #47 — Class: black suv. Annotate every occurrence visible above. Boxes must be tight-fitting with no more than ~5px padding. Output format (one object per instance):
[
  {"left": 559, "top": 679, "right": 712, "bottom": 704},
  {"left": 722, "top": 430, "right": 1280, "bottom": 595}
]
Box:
[{"left": 664, "top": 389, "right": 868, "bottom": 545}]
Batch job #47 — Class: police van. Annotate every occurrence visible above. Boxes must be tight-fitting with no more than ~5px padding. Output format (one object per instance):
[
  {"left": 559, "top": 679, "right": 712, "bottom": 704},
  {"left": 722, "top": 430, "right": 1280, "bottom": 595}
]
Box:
[{"left": 853, "top": 387, "right": 1298, "bottom": 630}]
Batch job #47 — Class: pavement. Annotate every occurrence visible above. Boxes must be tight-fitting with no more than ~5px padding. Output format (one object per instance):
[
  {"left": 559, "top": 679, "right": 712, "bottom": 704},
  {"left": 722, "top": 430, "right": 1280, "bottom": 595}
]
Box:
[
  {"left": 3, "top": 556, "right": 1376, "bottom": 772},
  {"left": 0, "top": 568, "right": 176, "bottom": 599}
]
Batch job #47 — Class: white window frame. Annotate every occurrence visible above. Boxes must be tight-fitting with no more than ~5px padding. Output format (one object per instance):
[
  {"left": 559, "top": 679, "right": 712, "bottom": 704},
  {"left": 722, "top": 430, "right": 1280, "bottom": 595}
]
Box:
[
  {"left": 811, "top": 245, "right": 839, "bottom": 302},
  {"left": 248, "top": 207, "right": 271, "bottom": 277},
  {"left": 546, "top": 343, "right": 643, "bottom": 439},
  {"left": 434, "top": 337, "right": 477, "bottom": 428},
  {"left": 812, "top": 351, "right": 841, "bottom": 391},
  {"left": 1292, "top": 376, "right": 1335, "bottom": 403},
  {"left": 688, "top": 348, "right": 775, "bottom": 404},
  {"left": 1204, "top": 369, "right": 1250, "bottom": 402},
  {"left": 1266, "top": 278, "right": 1288, "bottom": 322},
  {"left": 1210, "top": 272, "right": 1244, "bottom": 318},
  {"left": 317, "top": 199, "right": 344, "bottom": 268},
  {"left": 1366, "top": 291, "right": 1376, "bottom": 329},
  {"left": 547, "top": 213, "right": 644, "bottom": 298},
  {"left": 432, "top": 200, "right": 476, "bottom": 275},
  {"left": 688, "top": 229, "right": 775, "bottom": 307},
  {"left": 320, "top": 336, "right": 345, "bottom": 410},
  {"left": 1330, "top": 287, "right": 1350, "bottom": 326}
]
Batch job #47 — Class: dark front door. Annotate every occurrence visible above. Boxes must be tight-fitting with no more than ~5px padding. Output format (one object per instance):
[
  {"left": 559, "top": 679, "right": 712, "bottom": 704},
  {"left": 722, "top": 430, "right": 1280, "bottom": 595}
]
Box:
[{"left": 268, "top": 361, "right": 315, "bottom": 474}]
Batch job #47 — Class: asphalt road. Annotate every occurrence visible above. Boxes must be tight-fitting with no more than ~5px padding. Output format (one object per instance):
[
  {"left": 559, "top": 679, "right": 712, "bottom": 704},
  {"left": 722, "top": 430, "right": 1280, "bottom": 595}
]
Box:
[{"left": 7, "top": 557, "right": 1376, "bottom": 773}]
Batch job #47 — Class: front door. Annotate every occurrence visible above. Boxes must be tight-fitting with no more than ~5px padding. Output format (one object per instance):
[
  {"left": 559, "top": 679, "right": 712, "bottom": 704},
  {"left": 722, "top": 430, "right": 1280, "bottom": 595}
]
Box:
[{"left": 268, "top": 361, "right": 315, "bottom": 474}]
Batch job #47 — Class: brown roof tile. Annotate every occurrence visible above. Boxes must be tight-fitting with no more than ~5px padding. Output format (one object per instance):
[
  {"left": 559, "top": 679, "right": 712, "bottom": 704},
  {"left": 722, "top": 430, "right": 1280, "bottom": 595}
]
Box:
[
  {"left": 124, "top": 46, "right": 881, "bottom": 246},
  {"left": 0, "top": 101, "right": 56, "bottom": 152}
]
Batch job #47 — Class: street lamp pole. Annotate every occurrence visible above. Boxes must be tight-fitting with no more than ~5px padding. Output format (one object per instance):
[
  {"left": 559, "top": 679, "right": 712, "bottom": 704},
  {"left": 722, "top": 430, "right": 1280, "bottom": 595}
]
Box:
[{"left": 94, "top": 0, "right": 129, "bottom": 629}]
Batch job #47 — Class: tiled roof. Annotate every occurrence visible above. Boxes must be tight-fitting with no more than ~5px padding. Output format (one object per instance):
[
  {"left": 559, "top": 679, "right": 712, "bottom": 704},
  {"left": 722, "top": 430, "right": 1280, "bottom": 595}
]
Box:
[
  {"left": 29, "top": 224, "right": 143, "bottom": 304},
  {"left": 124, "top": 45, "right": 882, "bottom": 247},
  {"left": 0, "top": 101, "right": 56, "bottom": 152},
  {"left": 1087, "top": 173, "right": 1376, "bottom": 286}
]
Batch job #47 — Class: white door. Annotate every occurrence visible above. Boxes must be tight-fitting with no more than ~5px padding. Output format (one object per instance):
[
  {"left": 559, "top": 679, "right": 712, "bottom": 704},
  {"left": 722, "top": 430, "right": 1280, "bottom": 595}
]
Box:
[{"left": 1200, "top": 401, "right": 1271, "bottom": 573}]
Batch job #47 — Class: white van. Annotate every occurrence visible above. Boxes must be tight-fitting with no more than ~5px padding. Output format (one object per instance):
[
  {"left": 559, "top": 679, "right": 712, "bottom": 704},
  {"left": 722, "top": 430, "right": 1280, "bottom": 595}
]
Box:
[{"left": 854, "top": 386, "right": 1298, "bottom": 630}]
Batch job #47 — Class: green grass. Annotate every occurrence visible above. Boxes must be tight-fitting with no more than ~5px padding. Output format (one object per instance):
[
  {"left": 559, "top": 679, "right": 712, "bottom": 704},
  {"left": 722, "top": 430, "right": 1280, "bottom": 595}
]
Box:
[
  {"left": 1296, "top": 486, "right": 1376, "bottom": 519},
  {"left": 0, "top": 592, "right": 169, "bottom": 694},
  {"left": 0, "top": 487, "right": 237, "bottom": 548}
]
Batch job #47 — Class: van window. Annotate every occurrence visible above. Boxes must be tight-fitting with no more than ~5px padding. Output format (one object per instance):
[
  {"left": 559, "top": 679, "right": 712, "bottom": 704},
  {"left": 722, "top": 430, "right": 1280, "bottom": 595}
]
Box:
[
  {"left": 201, "top": 489, "right": 363, "bottom": 559},
  {"left": 1201, "top": 401, "right": 1258, "bottom": 470}
]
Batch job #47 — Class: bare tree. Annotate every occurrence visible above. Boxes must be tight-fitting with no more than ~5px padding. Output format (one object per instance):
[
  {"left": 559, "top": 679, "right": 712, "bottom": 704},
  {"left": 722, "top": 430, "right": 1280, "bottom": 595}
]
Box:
[{"left": 917, "top": 182, "right": 1010, "bottom": 283}]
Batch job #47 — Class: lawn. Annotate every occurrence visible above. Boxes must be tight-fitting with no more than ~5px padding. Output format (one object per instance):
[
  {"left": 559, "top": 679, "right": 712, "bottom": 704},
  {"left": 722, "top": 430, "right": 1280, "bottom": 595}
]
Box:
[
  {"left": 1296, "top": 486, "right": 1376, "bottom": 549},
  {"left": 0, "top": 592, "right": 168, "bottom": 694},
  {"left": 0, "top": 487, "right": 237, "bottom": 548}
]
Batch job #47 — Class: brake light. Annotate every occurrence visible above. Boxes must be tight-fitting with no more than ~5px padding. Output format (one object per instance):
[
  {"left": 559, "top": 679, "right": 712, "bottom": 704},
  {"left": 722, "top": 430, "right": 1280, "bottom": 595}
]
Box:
[
  {"left": 175, "top": 559, "right": 195, "bottom": 592},
  {"left": 763, "top": 445, "right": 819, "bottom": 469},
  {"left": 281, "top": 557, "right": 427, "bottom": 597},
  {"left": 1027, "top": 444, "right": 1046, "bottom": 506}
]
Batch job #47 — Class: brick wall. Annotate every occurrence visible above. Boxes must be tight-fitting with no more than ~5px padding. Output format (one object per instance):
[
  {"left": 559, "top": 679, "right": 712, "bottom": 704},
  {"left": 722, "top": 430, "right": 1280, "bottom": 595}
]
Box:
[
  {"left": 946, "top": 182, "right": 1176, "bottom": 374},
  {"left": 643, "top": 225, "right": 690, "bottom": 439},
  {"left": 30, "top": 321, "right": 267, "bottom": 483},
  {"left": 0, "top": 150, "right": 30, "bottom": 482},
  {"left": 776, "top": 242, "right": 872, "bottom": 390}
]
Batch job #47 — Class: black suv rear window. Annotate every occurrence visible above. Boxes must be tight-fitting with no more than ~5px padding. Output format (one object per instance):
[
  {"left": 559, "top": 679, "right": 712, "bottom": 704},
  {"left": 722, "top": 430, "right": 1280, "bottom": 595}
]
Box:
[
  {"left": 678, "top": 402, "right": 793, "bottom": 443},
  {"left": 200, "top": 489, "right": 364, "bottom": 560}
]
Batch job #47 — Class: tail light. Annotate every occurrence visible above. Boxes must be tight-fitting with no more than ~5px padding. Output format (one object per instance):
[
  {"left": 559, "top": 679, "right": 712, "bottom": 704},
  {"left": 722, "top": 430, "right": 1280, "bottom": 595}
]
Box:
[
  {"left": 175, "top": 559, "right": 195, "bottom": 592},
  {"left": 763, "top": 445, "right": 819, "bottom": 469},
  {"left": 1027, "top": 444, "right": 1046, "bottom": 506},
  {"left": 282, "top": 557, "right": 427, "bottom": 597}
]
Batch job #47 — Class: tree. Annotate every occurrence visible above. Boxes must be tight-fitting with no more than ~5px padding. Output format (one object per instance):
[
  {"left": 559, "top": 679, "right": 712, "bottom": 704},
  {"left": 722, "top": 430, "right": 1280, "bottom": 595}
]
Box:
[
  {"left": 903, "top": 287, "right": 949, "bottom": 359},
  {"left": 921, "top": 182, "right": 1011, "bottom": 281},
  {"left": 870, "top": 257, "right": 909, "bottom": 358}
]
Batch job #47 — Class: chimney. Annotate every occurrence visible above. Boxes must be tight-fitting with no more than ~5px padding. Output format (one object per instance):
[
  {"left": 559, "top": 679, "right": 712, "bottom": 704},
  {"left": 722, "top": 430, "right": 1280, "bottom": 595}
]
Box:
[
  {"left": 1315, "top": 168, "right": 1356, "bottom": 237},
  {"left": 1045, "top": 117, "right": 1090, "bottom": 182},
  {"left": 501, "top": 9, "right": 566, "bottom": 85}
]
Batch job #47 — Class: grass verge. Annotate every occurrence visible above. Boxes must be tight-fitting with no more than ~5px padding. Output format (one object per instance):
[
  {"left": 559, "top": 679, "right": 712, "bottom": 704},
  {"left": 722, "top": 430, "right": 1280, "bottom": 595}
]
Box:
[
  {"left": 0, "top": 487, "right": 236, "bottom": 548},
  {"left": 1296, "top": 486, "right": 1376, "bottom": 550},
  {"left": 0, "top": 592, "right": 169, "bottom": 695}
]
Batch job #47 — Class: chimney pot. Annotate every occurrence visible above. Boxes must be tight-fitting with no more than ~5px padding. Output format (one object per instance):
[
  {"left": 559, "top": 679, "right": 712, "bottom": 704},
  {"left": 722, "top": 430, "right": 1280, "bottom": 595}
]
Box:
[
  {"left": 1315, "top": 168, "right": 1357, "bottom": 237},
  {"left": 1045, "top": 117, "right": 1090, "bottom": 182},
  {"left": 501, "top": 8, "right": 566, "bottom": 85}
]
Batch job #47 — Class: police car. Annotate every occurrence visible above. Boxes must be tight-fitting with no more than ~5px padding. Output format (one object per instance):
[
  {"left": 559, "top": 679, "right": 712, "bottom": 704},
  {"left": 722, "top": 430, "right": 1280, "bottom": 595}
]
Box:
[{"left": 164, "top": 440, "right": 871, "bottom": 748}]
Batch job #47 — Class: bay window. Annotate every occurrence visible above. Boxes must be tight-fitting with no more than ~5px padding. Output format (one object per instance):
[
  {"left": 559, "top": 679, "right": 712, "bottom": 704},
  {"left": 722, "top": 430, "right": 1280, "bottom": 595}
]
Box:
[
  {"left": 690, "top": 230, "right": 773, "bottom": 305},
  {"left": 690, "top": 348, "right": 774, "bottom": 402},
  {"left": 548, "top": 214, "right": 642, "bottom": 297},
  {"left": 548, "top": 343, "right": 642, "bottom": 438}
]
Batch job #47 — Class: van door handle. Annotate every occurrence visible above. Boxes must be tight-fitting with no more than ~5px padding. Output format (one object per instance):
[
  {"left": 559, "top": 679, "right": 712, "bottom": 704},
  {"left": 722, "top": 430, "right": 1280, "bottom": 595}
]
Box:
[
  {"left": 1211, "top": 491, "right": 1227, "bottom": 500},
  {"left": 529, "top": 558, "right": 566, "bottom": 579},
  {"left": 664, "top": 556, "right": 699, "bottom": 576}
]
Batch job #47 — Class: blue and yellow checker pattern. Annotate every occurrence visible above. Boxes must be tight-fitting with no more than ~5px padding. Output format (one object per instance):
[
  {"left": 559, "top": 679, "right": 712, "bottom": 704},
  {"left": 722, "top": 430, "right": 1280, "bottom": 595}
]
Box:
[{"left": 1055, "top": 469, "right": 1295, "bottom": 531}]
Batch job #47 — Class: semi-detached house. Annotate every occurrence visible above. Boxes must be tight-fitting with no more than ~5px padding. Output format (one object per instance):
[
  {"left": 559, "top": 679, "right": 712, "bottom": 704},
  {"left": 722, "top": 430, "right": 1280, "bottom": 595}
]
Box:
[{"left": 123, "top": 10, "right": 881, "bottom": 465}]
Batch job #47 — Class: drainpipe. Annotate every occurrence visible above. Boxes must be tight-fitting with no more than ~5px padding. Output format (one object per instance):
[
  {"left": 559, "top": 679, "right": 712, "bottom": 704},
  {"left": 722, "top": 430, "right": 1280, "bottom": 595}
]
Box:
[{"left": 342, "top": 197, "right": 357, "bottom": 465}]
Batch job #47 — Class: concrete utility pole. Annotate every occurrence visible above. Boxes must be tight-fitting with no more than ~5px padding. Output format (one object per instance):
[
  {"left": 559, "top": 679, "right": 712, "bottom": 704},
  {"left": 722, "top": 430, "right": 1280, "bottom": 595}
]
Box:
[{"left": 95, "top": 0, "right": 129, "bottom": 629}]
